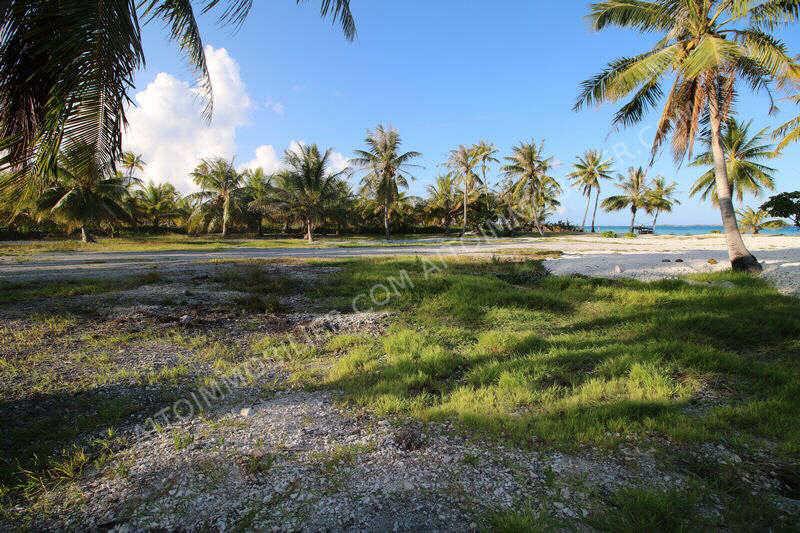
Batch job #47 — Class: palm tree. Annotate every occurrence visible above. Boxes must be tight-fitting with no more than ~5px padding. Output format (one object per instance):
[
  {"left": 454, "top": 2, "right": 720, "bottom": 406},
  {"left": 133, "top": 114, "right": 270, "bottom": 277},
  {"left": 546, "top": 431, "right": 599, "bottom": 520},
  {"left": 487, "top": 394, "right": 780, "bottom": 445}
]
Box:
[
  {"left": 272, "top": 143, "right": 349, "bottom": 242},
  {"left": 501, "top": 140, "right": 560, "bottom": 236},
  {"left": 0, "top": 1, "right": 355, "bottom": 196},
  {"left": 190, "top": 158, "right": 244, "bottom": 237},
  {"left": 737, "top": 206, "right": 787, "bottom": 234},
  {"left": 243, "top": 167, "right": 273, "bottom": 236},
  {"left": 35, "top": 144, "right": 130, "bottom": 242},
  {"left": 602, "top": 167, "right": 651, "bottom": 234},
  {"left": 425, "top": 173, "right": 458, "bottom": 231},
  {"left": 646, "top": 177, "right": 680, "bottom": 231},
  {"left": 447, "top": 145, "right": 482, "bottom": 235},
  {"left": 689, "top": 119, "right": 776, "bottom": 205},
  {"left": 473, "top": 141, "right": 500, "bottom": 189},
  {"left": 135, "top": 181, "right": 180, "bottom": 228},
  {"left": 567, "top": 150, "right": 614, "bottom": 232},
  {"left": 575, "top": 1, "right": 799, "bottom": 272},
  {"left": 120, "top": 152, "right": 145, "bottom": 179},
  {"left": 351, "top": 125, "right": 421, "bottom": 240}
]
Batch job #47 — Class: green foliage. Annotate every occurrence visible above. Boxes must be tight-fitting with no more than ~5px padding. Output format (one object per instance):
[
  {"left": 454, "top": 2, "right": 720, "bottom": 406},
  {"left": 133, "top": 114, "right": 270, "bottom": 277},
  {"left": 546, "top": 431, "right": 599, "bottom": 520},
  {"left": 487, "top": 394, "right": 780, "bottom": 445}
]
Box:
[
  {"left": 589, "top": 487, "right": 701, "bottom": 532},
  {"left": 601, "top": 230, "right": 618, "bottom": 238},
  {"left": 761, "top": 191, "right": 800, "bottom": 226},
  {"left": 690, "top": 119, "right": 777, "bottom": 205}
]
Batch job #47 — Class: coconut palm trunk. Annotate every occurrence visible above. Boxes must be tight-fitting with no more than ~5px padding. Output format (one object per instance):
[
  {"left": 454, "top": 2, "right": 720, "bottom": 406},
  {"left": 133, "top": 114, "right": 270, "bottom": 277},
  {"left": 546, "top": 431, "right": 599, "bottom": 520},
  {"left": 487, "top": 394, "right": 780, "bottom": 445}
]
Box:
[
  {"left": 591, "top": 189, "right": 600, "bottom": 233},
  {"left": 305, "top": 218, "right": 314, "bottom": 242},
  {"left": 629, "top": 207, "right": 636, "bottom": 234},
  {"left": 531, "top": 189, "right": 544, "bottom": 236},
  {"left": 581, "top": 193, "right": 591, "bottom": 230},
  {"left": 221, "top": 194, "right": 230, "bottom": 238},
  {"left": 709, "top": 101, "right": 761, "bottom": 272},
  {"left": 80, "top": 226, "right": 94, "bottom": 243},
  {"left": 462, "top": 184, "right": 468, "bottom": 235},
  {"left": 383, "top": 203, "right": 391, "bottom": 241},
  {"left": 652, "top": 209, "right": 660, "bottom": 230}
]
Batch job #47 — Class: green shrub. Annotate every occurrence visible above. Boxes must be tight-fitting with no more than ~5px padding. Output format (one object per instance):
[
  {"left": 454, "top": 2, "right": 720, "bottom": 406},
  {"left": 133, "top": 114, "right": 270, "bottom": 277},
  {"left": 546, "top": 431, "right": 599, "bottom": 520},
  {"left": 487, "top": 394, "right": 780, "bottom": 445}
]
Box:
[{"left": 601, "top": 231, "right": 618, "bottom": 238}]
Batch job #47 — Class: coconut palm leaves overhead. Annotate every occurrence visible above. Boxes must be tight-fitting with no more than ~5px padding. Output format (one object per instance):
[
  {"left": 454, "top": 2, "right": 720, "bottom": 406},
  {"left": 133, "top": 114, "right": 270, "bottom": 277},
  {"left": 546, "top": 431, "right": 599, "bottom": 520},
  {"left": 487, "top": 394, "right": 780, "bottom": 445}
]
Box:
[
  {"left": 567, "top": 150, "right": 615, "bottom": 233},
  {"left": 0, "top": 0, "right": 356, "bottom": 194},
  {"left": 575, "top": 0, "right": 800, "bottom": 271},
  {"left": 352, "top": 125, "right": 421, "bottom": 240},
  {"left": 501, "top": 140, "right": 561, "bottom": 236},
  {"left": 773, "top": 92, "right": 800, "bottom": 151},
  {"left": 273, "top": 143, "right": 350, "bottom": 242},
  {"left": 690, "top": 118, "right": 776, "bottom": 204},
  {"left": 602, "top": 166, "right": 651, "bottom": 234}
]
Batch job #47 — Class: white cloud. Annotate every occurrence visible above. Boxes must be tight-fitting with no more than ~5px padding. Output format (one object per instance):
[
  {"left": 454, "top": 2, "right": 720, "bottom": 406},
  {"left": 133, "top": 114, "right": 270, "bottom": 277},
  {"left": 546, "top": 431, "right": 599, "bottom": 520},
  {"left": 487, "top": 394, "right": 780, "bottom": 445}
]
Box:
[
  {"left": 123, "top": 45, "right": 252, "bottom": 192},
  {"left": 265, "top": 98, "right": 285, "bottom": 116},
  {"left": 242, "top": 140, "right": 351, "bottom": 178},
  {"left": 242, "top": 144, "right": 282, "bottom": 173}
]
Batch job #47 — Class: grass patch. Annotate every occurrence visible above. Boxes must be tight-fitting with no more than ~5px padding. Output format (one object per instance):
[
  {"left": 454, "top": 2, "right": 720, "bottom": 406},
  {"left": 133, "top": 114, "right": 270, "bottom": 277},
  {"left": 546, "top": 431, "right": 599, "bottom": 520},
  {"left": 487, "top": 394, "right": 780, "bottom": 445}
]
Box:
[
  {"left": 304, "top": 257, "right": 800, "bottom": 455},
  {"left": 589, "top": 487, "right": 700, "bottom": 532},
  {"left": 0, "top": 271, "right": 161, "bottom": 304}
]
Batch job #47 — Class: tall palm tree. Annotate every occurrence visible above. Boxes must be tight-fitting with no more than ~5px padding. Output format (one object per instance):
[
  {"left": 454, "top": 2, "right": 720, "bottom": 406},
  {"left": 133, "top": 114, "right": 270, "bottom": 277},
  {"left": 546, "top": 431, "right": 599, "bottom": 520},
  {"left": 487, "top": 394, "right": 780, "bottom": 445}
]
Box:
[
  {"left": 272, "top": 143, "right": 349, "bottom": 242},
  {"left": 447, "top": 145, "right": 482, "bottom": 234},
  {"left": 602, "top": 167, "right": 651, "bottom": 234},
  {"left": 473, "top": 140, "right": 500, "bottom": 189},
  {"left": 425, "top": 173, "right": 458, "bottom": 231},
  {"left": 120, "top": 152, "right": 145, "bottom": 179},
  {"left": 0, "top": 1, "right": 355, "bottom": 192},
  {"left": 35, "top": 143, "right": 130, "bottom": 242},
  {"left": 737, "top": 206, "right": 786, "bottom": 234},
  {"left": 689, "top": 119, "right": 776, "bottom": 205},
  {"left": 501, "top": 140, "right": 560, "bottom": 236},
  {"left": 575, "top": 0, "right": 799, "bottom": 272},
  {"left": 646, "top": 176, "right": 680, "bottom": 231},
  {"left": 351, "top": 125, "right": 421, "bottom": 240},
  {"left": 190, "top": 158, "right": 244, "bottom": 237},
  {"left": 135, "top": 181, "right": 180, "bottom": 228},
  {"left": 567, "top": 150, "right": 615, "bottom": 232}
]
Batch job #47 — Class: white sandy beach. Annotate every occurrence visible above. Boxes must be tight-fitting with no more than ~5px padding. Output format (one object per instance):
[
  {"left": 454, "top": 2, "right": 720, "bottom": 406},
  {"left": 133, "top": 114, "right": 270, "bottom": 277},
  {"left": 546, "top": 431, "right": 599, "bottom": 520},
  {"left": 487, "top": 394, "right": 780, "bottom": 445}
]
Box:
[{"left": 536, "top": 233, "right": 800, "bottom": 295}]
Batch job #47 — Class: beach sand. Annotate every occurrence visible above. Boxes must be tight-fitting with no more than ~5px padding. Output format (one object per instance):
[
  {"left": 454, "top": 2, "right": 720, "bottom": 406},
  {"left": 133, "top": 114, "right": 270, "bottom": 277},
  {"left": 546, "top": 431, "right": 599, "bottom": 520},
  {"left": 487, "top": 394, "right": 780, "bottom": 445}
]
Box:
[{"left": 537, "top": 233, "right": 800, "bottom": 295}]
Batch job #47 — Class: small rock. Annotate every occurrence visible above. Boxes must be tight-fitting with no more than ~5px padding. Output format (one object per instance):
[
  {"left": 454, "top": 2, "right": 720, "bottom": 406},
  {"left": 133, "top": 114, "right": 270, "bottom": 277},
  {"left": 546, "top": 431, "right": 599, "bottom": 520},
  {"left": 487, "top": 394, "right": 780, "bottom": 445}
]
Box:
[
  {"left": 240, "top": 407, "right": 251, "bottom": 417},
  {"left": 662, "top": 259, "right": 671, "bottom": 263},
  {"left": 179, "top": 314, "right": 192, "bottom": 325},
  {"left": 612, "top": 264, "right": 624, "bottom": 274},
  {"left": 675, "top": 258, "right": 684, "bottom": 263}
]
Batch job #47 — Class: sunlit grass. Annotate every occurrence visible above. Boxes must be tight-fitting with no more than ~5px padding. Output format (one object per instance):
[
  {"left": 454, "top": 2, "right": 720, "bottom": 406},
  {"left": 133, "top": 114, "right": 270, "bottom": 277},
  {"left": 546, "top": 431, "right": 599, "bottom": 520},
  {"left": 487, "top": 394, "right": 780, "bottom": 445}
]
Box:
[{"left": 302, "top": 257, "right": 800, "bottom": 454}]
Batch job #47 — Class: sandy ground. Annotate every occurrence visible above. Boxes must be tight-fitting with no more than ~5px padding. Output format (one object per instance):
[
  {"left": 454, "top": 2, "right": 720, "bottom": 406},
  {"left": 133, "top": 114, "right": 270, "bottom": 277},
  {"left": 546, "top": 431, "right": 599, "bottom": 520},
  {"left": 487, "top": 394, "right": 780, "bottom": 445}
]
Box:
[
  {"left": 536, "top": 234, "right": 800, "bottom": 295},
  {"left": 3, "top": 233, "right": 800, "bottom": 294}
]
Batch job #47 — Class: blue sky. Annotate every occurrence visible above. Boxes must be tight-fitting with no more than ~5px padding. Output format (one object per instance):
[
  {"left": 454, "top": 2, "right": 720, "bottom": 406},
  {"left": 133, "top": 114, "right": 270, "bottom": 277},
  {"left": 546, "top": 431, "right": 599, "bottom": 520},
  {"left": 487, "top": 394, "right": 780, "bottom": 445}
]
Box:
[{"left": 129, "top": 1, "right": 800, "bottom": 226}]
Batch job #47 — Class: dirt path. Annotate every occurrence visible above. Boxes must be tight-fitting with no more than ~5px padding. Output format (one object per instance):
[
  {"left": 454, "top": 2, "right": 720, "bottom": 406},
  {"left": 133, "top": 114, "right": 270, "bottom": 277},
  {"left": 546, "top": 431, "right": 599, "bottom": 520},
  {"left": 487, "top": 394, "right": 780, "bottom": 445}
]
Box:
[{"left": 4, "top": 234, "right": 800, "bottom": 293}]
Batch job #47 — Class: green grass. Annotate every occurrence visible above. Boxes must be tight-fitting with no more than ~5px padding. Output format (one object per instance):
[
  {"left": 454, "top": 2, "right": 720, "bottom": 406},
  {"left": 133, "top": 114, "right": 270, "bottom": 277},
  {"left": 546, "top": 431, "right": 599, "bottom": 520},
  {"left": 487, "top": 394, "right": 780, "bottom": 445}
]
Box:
[
  {"left": 299, "top": 257, "right": 800, "bottom": 456},
  {"left": 0, "top": 271, "right": 161, "bottom": 304},
  {"left": 0, "top": 233, "right": 529, "bottom": 257}
]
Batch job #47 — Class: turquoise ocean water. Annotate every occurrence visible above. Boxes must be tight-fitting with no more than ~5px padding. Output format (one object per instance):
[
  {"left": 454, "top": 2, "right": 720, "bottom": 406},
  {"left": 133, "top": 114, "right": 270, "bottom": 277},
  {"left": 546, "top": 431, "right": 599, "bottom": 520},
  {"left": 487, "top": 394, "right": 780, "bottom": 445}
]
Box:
[{"left": 590, "top": 225, "right": 800, "bottom": 235}]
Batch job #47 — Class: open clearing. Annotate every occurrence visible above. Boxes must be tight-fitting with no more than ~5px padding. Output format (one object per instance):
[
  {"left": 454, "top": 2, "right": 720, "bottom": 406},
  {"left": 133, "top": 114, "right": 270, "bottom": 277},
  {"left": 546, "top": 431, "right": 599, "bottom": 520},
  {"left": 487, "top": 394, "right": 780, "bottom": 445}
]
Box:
[{"left": 2, "top": 235, "right": 800, "bottom": 530}]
